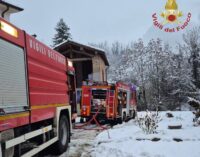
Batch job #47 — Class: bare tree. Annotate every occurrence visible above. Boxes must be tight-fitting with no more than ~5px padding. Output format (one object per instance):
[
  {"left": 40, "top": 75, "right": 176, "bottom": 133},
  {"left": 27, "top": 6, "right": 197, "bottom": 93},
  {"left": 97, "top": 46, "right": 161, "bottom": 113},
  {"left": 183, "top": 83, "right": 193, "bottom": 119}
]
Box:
[{"left": 111, "top": 41, "right": 124, "bottom": 55}]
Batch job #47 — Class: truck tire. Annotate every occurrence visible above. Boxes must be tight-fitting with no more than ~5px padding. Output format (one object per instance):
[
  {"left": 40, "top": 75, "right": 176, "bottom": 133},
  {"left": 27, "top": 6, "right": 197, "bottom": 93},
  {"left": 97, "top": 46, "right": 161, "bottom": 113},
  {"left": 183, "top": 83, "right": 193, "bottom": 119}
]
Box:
[
  {"left": 1, "top": 129, "right": 14, "bottom": 157},
  {"left": 80, "top": 117, "right": 84, "bottom": 123},
  {"left": 117, "top": 117, "right": 123, "bottom": 124},
  {"left": 54, "top": 115, "right": 69, "bottom": 155},
  {"left": 132, "top": 110, "right": 136, "bottom": 119},
  {"left": 123, "top": 112, "right": 126, "bottom": 122},
  {"left": 0, "top": 144, "right": 2, "bottom": 157}
]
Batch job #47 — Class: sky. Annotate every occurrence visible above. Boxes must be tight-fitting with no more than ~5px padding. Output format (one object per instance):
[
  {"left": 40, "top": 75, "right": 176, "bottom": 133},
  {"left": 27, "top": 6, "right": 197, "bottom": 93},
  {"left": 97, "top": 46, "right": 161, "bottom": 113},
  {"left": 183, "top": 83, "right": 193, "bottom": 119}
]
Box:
[{"left": 6, "top": 0, "right": 200, "bottom": 47}]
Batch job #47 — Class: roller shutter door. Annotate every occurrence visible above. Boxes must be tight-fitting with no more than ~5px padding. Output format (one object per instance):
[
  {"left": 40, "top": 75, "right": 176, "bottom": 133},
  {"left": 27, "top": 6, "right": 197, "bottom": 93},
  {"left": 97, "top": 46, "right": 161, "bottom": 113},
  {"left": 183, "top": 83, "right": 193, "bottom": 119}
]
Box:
[{"left": 0, "top": 38, "right": 28, "bottom": 113}]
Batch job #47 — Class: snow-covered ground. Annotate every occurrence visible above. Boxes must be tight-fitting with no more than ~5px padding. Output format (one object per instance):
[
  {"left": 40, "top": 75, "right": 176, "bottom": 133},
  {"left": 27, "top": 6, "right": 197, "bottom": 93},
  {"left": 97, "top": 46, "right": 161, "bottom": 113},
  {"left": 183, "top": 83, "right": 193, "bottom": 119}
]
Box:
[
  {"left": 43, "top": 129, "right": 99, "bottom": 157},
  {"left": 92, "top": 112, "right": 200, "bottom": 157},
  {"left": 61, "top": 129, "right": 98, "bottom": 157},
  {"left": 44, "top": 112, "right": 200, "bottom": 157}
]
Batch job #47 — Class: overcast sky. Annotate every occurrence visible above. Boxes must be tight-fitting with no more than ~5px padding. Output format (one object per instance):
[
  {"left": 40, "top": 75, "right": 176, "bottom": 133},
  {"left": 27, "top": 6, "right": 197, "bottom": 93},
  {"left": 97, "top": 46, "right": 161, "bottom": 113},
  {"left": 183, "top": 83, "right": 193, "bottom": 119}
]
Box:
[{"left": 6, "top": 0, "right": 200, "bottom": 46}]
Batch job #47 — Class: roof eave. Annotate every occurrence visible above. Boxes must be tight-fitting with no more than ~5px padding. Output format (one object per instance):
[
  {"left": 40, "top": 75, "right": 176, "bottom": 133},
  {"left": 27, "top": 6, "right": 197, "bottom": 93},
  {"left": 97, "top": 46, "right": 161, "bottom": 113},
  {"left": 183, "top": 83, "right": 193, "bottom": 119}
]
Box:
[
  {"left": 54, "top": 40, "right": 109, "bottom": 66},
  {"left": 0, "top": 1, "right": 23, "bottom": 12}
]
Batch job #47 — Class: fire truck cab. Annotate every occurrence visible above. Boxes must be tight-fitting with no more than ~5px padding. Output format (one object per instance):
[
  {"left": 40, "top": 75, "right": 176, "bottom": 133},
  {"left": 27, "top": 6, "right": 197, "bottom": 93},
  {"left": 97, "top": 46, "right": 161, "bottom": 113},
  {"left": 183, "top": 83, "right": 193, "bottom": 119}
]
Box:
[{"left": 81, "top": 81, "right": 137, "bottom": 123}]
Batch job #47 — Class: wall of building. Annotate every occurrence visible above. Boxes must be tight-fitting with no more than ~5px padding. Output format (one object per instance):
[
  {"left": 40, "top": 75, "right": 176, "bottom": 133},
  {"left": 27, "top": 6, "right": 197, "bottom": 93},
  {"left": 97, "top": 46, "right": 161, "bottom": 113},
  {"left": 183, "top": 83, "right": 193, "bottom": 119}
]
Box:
[{"left": 92, "top": 55, "right": 106, "bottom": 82}]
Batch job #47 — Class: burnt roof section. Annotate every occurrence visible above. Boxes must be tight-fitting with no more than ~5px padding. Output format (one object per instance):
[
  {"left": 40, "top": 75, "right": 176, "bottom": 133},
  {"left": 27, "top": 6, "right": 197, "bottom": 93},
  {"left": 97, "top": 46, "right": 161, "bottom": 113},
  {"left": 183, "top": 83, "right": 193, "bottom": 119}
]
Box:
[
  {"left": 0, "top": 1, "right": 23, "bottom": 12},
  {"left": 54, "top": 40, "right": 109, "bottom": 66}
]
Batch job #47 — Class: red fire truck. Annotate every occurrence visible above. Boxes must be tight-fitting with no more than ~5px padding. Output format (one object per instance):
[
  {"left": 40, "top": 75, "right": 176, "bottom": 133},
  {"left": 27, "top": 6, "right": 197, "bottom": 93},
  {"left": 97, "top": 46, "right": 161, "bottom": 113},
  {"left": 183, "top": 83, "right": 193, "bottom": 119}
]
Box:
[
  {"left": 81, "top": 81, "right": 137, "bottom": 123},
  {"left": 0, "top": 17, "right": 76, "bottom": 157}
]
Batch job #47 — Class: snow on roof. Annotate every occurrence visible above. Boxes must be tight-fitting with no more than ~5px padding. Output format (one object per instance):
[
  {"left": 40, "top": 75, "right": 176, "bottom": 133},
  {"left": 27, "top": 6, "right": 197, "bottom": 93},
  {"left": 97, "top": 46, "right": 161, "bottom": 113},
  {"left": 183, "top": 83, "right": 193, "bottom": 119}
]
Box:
[
  {"left": 54, "top": 40, "right": 106, "bottom": 52},
  {"left": 83, "top": 43, "right": 106, "bottom": 53},
  {"left": 54, "top": 40, "right": 109, "bottom": 66},
  {"left": 53, "top": 39, "right": 69, "bottom": 49}
]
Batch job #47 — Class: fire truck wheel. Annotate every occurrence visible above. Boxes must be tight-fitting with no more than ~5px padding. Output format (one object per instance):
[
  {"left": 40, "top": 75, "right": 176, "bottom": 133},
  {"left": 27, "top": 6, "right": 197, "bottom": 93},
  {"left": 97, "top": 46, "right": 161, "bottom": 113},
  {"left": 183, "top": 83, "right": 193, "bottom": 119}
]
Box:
[
  {"left": 1, "top": 129, "right": 14, "bottom": 157},
  {"left": 86, "top": 117, "right": 91, "bottom": 122},
  {"left": 123, "top": 112, "right": 127, "bottom": 122},
  {"left": 0, "top": 145, "right": 2, "bottom": 157},
  {"left": 132, "top": 110, "right": 136, "bottom": 119},
  {"left": 54, "top": 115, "right": 69, "bottom": 155},
  {"left": 117, "top": 118, "right": 123, "bottom": 124},
  {"left": 80, "top": 117, "right": 84, "bottom": 123}
]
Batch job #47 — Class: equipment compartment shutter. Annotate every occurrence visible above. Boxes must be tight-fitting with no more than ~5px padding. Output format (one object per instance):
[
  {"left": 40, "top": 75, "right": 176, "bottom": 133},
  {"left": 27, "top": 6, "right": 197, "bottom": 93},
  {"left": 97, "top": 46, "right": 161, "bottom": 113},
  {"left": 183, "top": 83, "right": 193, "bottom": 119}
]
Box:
[{"left": 0, "top": 38, "right": 28, "bottom": 113}]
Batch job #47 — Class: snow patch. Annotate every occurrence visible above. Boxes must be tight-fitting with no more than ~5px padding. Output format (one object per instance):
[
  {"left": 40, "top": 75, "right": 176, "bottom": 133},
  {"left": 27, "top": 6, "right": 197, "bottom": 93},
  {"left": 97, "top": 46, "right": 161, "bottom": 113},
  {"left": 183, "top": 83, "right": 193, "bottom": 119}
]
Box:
[{"left": 93, "top": 112, "right": 200, "bottom": 157}]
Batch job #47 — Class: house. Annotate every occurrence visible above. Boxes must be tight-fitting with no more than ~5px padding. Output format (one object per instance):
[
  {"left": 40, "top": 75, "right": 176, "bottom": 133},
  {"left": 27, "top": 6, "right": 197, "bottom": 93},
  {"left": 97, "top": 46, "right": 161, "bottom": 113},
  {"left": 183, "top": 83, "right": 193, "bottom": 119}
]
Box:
[{"left": 54, "top": 40, "right": 109, "bottom": 88}]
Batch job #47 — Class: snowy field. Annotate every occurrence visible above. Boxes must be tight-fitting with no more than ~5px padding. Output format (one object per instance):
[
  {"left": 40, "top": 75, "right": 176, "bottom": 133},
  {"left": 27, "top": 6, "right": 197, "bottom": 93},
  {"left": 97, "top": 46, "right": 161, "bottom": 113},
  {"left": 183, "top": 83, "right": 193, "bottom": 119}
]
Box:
[
  {"left": 92, "top": 111, "right": 200, "bottom": 157},
  {"left": 44, "top": 112, "right": 200, "bottom": 157}
]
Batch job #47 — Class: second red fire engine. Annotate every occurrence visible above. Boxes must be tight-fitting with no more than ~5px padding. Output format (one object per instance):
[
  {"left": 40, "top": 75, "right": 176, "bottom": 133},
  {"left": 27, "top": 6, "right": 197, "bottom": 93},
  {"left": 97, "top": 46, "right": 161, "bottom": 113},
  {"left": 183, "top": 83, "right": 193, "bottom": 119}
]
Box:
[{"left": 80, "top": 81, "right": 137, "bottom": 124}]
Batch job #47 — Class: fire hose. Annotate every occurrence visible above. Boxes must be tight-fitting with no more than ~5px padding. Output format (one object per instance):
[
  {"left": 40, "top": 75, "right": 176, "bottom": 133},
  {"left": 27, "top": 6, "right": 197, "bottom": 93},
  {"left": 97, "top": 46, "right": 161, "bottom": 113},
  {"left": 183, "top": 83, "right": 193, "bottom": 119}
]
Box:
[{"left": 74, "top": 105, "right": 108, "bottom": 131}]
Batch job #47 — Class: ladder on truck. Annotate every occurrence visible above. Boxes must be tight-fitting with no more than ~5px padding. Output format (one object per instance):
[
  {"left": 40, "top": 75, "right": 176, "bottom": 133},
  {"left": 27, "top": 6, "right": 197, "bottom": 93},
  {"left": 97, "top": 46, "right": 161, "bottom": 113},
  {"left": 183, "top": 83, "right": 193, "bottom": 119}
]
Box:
[{"left": 107, "top": 90, "right": 115, "bottom": 118}]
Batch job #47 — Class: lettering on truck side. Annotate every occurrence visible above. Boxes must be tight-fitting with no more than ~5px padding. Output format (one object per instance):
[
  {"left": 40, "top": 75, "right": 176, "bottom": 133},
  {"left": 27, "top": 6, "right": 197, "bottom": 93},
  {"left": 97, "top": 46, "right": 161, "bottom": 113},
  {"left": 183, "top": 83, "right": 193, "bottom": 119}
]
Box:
[{"left": 29, "top": 38, "right": 65, "bottom": 65}]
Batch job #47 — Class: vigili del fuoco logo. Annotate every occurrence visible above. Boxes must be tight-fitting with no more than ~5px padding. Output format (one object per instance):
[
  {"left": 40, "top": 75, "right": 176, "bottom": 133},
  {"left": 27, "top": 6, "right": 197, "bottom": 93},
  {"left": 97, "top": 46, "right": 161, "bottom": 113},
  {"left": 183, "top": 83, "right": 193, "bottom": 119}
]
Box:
[{"left": 152, "top": 0, "right": 191, "bottom": 33}]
